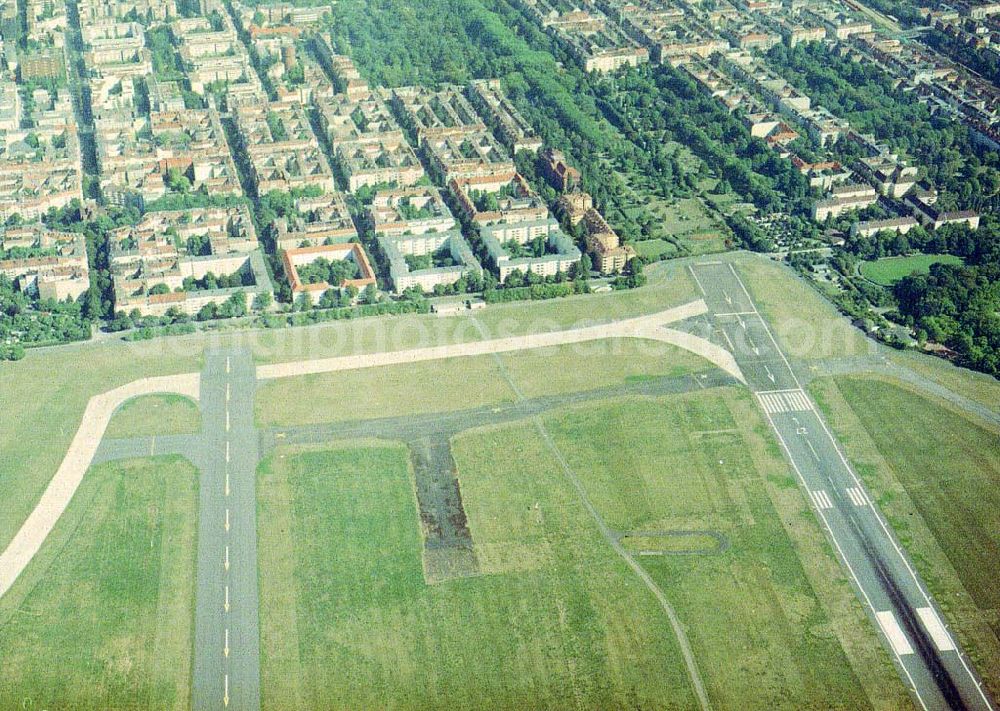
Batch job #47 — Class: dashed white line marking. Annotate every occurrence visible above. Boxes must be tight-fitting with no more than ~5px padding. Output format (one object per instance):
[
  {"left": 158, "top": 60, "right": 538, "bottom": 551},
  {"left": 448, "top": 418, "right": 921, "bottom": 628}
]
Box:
[
  {"left": 876, "top": 610, "right": 914, "bottom": 655},
  {"left": 224, "top": 628, "right": 230, "bottom": 658},
  {"left": 810, "top": 489, "right": 834, "bottom": 510},
  {"left": 846, "top": 487, "right": 868, "bottom": 507},
  {"left": 225, "top": 410, "right": 230, "bottom": 432},
  {"left": 917, "top": 607, "right": 956, "bottom": 652},
  {"left": 715, "top": 311, "right": 756, "bottom": 317},
  {"left": 805, "top": 440, "right": 820, "bottom": 461},
  {"left": 224, "top": 584, "right": 229, "bottom": 612},
  {"left": 225, "top": 357, "right": 230, "bottom": 374},
  {"left": 225, "top": 472, "right": 230, "bottom": 497},
  {"left": 226, "top": 383, "right": 230, "bottom": 402},
  {"left": 224, "top": 545, "right": 230, "bottom": 571},
  {"left": 225, "top": 508, "right": 230, "bottom": 532},
  {"left": 224, "top": 673, "right": 229, "bottom": 707},
  {"left": 225, "top": 440, "right": 230, "bottom": 463}
]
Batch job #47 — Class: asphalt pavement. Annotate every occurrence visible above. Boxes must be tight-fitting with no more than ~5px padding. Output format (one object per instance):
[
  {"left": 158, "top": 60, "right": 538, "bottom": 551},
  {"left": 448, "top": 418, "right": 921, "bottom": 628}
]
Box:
[
  {"left": 191, "top": 350, "right": 261, "bottom": 711},
  {"left": 689, "top": 260, "right": 995, "bottom": 711}
]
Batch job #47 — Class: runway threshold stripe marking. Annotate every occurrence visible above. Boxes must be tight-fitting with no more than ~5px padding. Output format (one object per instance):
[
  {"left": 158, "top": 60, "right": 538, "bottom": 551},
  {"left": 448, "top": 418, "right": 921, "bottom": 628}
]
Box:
[
  {"left": 916, "top": 607, "right": 956, "bottom": 652},
  {"left": 876, "top": 611, "right": 914, "bottom": 655},
  {"left": 811, "top": 490, "right": 833, "bottom": 510},
  {"left": 847, "top": 487, "right": 867, "bottom": 507},
  {"left": 789, "top": 391, "right": 812, "bottom": 411},
  {"left": 757, "top": 390, "right": 813, "bottom": 414},
  {"left": 759, "top": 393, "right": 778, "bottom": 413}
]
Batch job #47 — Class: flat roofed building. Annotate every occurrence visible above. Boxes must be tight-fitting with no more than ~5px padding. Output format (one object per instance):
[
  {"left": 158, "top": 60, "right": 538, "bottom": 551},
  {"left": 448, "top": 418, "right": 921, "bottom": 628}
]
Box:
[
  {"left": 282, "top": 242, "right": 377, "bottom": 295},
  {"left": 367, "top": 186, "right": 456, "bottom": 237},
  {"left": 481, "top": 216, "right": 581, "bottom": 282},
  {"left": 377, "top": 229, "right": 482, "bottom": 295}
]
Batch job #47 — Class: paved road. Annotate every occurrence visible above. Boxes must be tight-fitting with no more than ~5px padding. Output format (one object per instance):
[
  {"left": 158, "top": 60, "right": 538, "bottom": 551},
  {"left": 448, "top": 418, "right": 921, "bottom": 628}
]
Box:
[
  {"left": 689, "top": 260, "right": 995, "bottom": 711},
  {"left": 192, "top": 351, "right": 261, "bottom": 711}
]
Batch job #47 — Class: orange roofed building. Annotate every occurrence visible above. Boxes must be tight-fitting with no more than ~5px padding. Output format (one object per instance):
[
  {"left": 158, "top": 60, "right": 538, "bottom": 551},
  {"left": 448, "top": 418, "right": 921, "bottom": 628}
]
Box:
[{"left": 283, "top": 243, "right": 377, "bottom": 295}]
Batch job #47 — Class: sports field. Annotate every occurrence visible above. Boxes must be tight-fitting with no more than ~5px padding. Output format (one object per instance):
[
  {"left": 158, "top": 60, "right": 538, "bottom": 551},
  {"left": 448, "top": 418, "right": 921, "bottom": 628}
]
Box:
[
  {"left": 256, "top": 386, "right": 910, "bottom": 710},
  {"left": 859, "top": 254, "right": 964, "bottom": 286},
  {"left": 0, "top": 456, "right": 197, "bottom": 710},
  {"left": 810, "top": 375, "right": 1000, "bottom": 699}
]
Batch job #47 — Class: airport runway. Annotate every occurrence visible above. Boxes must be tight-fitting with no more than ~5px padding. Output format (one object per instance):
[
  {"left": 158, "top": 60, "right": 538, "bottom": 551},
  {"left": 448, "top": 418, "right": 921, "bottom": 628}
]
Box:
[
  {"left": 689, "top": 261, "right": 994, "bottom": 711},
  {"left": 191, "top": 351, "right": 261, "bottom": 711}
]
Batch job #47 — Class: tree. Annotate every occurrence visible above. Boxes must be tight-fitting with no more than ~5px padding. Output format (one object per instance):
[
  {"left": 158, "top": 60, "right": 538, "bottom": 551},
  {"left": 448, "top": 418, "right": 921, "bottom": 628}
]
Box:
[
  {"left": 295, "top": 292, "right": 313, "bottom": 311},
  {"left": 362, "top": 283, "right": 377, "bottom": 304},
  {"left": 166, "top": 167, "right": 191, "bottom": 194},
  {"left": 252, "top": 291, "right": 273, "bottom": 311}
]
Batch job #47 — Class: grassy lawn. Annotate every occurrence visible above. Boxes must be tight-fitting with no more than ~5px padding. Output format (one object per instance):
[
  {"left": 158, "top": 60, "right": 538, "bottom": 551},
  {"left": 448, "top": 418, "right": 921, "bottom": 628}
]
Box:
[
  {"left": 647, "top": 195, "right": 728, "bottom": 256},
  {"left": 255, "top": 336, "right": 714, "bottom": 427},
  {"left": 537, "top": 389, "right": 908, "bottom": 710},
  {"left": 735, "top": 254, "right": 871, "bottom": 360},
  {"left": 257, "top": 441, "right": 696, "bottom": 710},
  {"left": 254, "top": 354, "right": 513, "bottom": 427},
  {"left": 810, "top": 375, "right": 1000, "bottom": 700},
  {"left": 888, "top": 349, "right": 1000, "bottom": 410},
  {"left": 859, "top": 254, "right": 964, "bottom": 286},
  {"left": 0, "top": 456, "right": 197, "bottom": 710},
  {"left": 0, "top": 342, "right": 203, "bottom": 554},
  {"left": 106, "top": 393, "right": 201, "bottom": 438},
  {"left": 496, "top": 338, "right": 712, "bottom": 398},
  {"left": 633, "top": 238, "right": 678, "bottom": 260}
]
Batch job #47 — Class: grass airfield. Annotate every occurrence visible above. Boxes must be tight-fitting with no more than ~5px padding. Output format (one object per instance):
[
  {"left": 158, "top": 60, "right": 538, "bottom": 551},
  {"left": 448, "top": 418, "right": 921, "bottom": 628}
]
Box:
[
  {"left": 0, "top": 456, "right": 197, "bottom": 710},
  {"left": 0, "top": 254, "right": 997, "bottom": 709},
  {"left": 255, "top": 377, "right": 911, "bottom": 709}
]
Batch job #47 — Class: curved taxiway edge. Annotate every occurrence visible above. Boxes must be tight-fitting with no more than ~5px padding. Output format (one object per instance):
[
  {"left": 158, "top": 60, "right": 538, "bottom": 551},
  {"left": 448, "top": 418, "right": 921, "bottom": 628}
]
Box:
[{"left": 0, "top": 373, "right": 201, "bottom": 599}]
